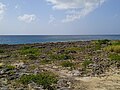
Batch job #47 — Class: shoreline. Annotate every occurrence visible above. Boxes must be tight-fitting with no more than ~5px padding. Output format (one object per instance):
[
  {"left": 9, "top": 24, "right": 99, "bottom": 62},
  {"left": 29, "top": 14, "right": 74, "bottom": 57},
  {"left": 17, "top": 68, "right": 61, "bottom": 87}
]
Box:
[
  {"left": 0, "top": 35, "right": 120, "bottom": 45},
  {"left": 0, "top": 39, "right": 120, "bottom": 45},
  {"left": 0, "top": 40, "right": 90, "bottom": 45},
  {"left": 0, "top": 40, "right": 120, "bottom": 90}
]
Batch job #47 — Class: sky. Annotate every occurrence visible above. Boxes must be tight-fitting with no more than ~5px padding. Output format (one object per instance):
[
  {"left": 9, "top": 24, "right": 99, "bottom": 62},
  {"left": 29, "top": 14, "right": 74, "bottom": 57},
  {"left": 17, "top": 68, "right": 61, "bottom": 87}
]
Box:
[{"left": 0, "top": 0, "right": 120, "bottom": 35}]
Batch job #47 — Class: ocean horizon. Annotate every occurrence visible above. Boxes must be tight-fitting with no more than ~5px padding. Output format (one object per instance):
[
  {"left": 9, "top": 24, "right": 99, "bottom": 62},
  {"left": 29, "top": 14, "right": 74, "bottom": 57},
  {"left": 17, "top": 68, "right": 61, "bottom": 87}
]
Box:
[{"left": 0, "top": 35, "right": 120, "bottom": 44}]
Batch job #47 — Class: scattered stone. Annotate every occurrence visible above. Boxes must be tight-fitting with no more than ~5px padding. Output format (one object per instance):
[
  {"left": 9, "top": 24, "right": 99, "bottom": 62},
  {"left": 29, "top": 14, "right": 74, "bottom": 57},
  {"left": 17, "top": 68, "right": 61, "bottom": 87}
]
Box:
[{"left": 72, "top": 70, "right": 81, "bottom": 77}]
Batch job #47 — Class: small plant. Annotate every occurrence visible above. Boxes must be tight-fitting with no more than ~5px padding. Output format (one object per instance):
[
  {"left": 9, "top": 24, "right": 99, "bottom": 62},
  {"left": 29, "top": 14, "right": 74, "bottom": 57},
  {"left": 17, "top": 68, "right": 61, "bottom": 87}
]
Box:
[
  {"left": 22, "top": 46, "right": 31, "bottom": 50},
  {"left": 64, "top": 47, "right": 81, "bottom": 54},
  {"left": 82, "top": 59, "right": 92, "bottom": 69},
  {"left": 104, "top": 45, "right": 120, "bottom": 53},
  {"left": 109, "top": 54, "right": 120, "bottom": 62},
  {"left": 109, "top": 54, "right": 120, "bottom": 68},
  {"left": 6, "top": 65, "right": 15, "bottom": 70},
  {"left": 19, "top": 46, "right": 40, "bottom": 60},
  {"left": 50, "top": 54, "right": 72, "bottom": 60},
  {"left": 94, "top": 44, "right": 101, "bottom": 50},
  {"left": 111, "top": 41, "right": 120, "bottom": 45},
  {"left": 41, "top": 59, "right": 51, "bottom": 64},
  {"left": 96, "top": 39, "right": 110, "bottom": 45},
  {"left": 0, "top": 49, "right": 4, "bottom": 53},
  {"left": 61, "top": 61, "right": 74, "bottom": 67},
  {"left": 0, "top": 63, "right": 4, "bottom": 68},
  {"left": 9, "top": 71, "right": 15, "bottom": 75},
  {"left": 19, "top": 71, "right": 58, "bottom": 89},
  {"left": 20, "top": 46, "right": 40, "bottom": 55}
]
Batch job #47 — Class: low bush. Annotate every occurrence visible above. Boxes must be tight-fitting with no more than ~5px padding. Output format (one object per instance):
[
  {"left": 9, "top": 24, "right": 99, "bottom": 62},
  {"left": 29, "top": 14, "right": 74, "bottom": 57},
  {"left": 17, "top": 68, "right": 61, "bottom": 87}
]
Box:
[
  {"left": 20, "top": 47, "right": 40, "bottom": 56},
  {"left": 96, "top": 39, "right": 110, "bottom": 45},
  {"left": 94, "top": 44, "right": 101, "bottom": 50},
  {"left": 109, "top": 54, "right": 120, "bottom": 62},
  {"left": 64, "top": 47, "right": 81, "bottom": 54},
  {"left": 0, "top": 63, "right": 4, "bottom": 68},
  {"left": 0, "top": 49, "right": 4, "bottom": 53},
  {"left": 6, "top": 65, "right": 15, "bottom": 70},
  {"left": 40, "top": 59, "right": 51, "bottom": 64},
  {"left": 50, "top": 54, "right": 72, "bottom": 60},
  {"left": 104, "top": 45, "right": 120, "bottom": 53},
  {"left": 19, "top": 46, "right": 40, "bottom": 60},
  {"left": 82, "top": 59, "right": 92, "bottom": 69},
  {"left": 111, "top": 41, "right": 120, "bottom": 45},
  {"left": 99, "top": 39, "right": 110, "bottom": 44},
  {"left": 19, "top": 71, "right": 58, "bottom": 89},
  {"left": 61, "top": 61, "right": 74, "bottom": 67}
]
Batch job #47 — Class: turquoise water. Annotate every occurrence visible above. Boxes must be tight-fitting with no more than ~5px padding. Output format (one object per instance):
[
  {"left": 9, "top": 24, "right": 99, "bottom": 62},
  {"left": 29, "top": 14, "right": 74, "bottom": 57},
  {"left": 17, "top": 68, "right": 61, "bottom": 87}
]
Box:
[{"left": 0, "top": 35, "right": 120, "bottom": 44}]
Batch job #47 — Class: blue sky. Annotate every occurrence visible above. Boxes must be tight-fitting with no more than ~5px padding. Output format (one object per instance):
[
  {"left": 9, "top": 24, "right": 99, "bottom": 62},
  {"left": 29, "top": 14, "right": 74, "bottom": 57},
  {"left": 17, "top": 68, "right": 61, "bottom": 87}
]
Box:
[{"left": 0, "top": 0, "right": 120, "bottom": 35}]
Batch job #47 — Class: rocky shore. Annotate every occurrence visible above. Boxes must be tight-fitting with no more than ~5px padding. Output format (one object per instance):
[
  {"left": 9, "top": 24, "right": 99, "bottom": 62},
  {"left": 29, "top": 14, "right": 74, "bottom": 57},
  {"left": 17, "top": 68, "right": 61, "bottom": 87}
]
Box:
[{"left": 0, "top": 40, "right": 120, "bottom": 90}]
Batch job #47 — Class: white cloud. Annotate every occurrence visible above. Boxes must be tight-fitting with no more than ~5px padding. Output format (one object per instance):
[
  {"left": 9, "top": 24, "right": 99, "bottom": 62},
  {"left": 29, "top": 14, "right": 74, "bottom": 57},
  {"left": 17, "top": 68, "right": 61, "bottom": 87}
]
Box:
[
  {"left": 46, "top": 0, "right": 106, "bottom": 22},
  {"left": 49, "top": 15, "right": 55, "bottom": 24},
  {"left": 0, "top": 2, "right": 6, "bottom": 20},
  {"left": 18, "top": 14, "right": 36, "bottom": 23}
]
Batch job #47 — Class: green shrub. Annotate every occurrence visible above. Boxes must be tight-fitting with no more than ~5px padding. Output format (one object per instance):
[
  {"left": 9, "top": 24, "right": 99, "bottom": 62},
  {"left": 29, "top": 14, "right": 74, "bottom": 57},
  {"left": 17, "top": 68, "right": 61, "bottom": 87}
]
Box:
[
  {"left": 66, "top": 47, "right": 81, "bottom": 51},
  {"left": 0, "top": 63, "right": 3, "bottom": 68},
  {"left": 96, "top": 39, "right": 110, "bottom": 45},
  {"left": 0, "top": 49, "right": 4, "bottom": 53},
  {"left": 41, "top": 59, "right": 51, "bottom": 64},
  {"left": 19, "top": 71, "right": 58, "bottom": 89},
  {"left": 109, "top": 54, "right": 120, "bottom": 62},
  {"left": 6, "top": 65, "right": 15, "bottom": 70},
  {"left": 19, "top": 47, "right": 40, "bottom": 60},
  {"left": 94, "top": 44, "right": 101, "bottom": 50},
  {"left": 50, "top": 54, "right": 72, "bottom": 60},
  {"left": 19, "top": 74, "right": 34, "bottom": 84},
  {"left": 111, "top": 41, "right": 120, "bottom": 45},
  {"left": 20, "top": 47, "right": 40, "bottom": 56},
  {"left": 61, "top": 61, "right": 74, "bottom": 67},
  {"left": 82, "top": 59, "right": 92, "bottom": 69},
  {"left": 104, "top": 45, "right": 120, "bottom": 53},
  {"left": 64, "top": 47, "right": 81, "bottom": 54}
]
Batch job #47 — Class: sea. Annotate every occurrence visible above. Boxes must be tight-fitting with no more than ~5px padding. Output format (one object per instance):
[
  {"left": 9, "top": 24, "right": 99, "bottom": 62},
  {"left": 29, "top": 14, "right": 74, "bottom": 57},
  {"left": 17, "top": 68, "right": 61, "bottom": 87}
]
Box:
[{"left": 0, "top": 35, "right": 120, "bottom": 44}]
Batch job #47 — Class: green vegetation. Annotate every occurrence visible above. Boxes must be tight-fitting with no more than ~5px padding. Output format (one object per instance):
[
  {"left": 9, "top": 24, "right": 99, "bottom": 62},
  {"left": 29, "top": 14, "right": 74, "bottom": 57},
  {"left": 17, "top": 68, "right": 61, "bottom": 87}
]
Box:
[
  {"left": 6, "top": 65, "right": 15, "bottom": 70},
  {"left": 50, "top": 54, "right": 72, "bottom": 60},
  {"left": 94, "top": 44, "right": 101, "bottom": 50},
  {"left": 92, "top": 39, "right": 110, "bottom": 50},
  {"left": 64, "top": 47, "right": 81, "bottom": 54},
  {"left": 52, "top": 47, "right": 82, "bottom": 55},
  {"left": 97, "top": 39, "right": 110, "bottom": 45},
  {"left": 61, "top": 61, "right": 74, "bottom": 67},
  {"left": 19, "top": 46, "right": 40, "bottom": 60},
  {"left": 82, "top": 59, "right": 92, "bottom": 69},
  {"left": 40, "top": 59, "right": 51, "bottom": 64},
  {"left": 109, "top": 54, "right": 120, "bottom": 62},
  {"left": 0, "top": 49, "right": 4, "bottom": 53},
  {"left": 65, "top": 47, "right": 81, "bottom": 51},
  {"left": 0, "top": 63, "right": 3, "bottom": 68},
  {"left": 104, "top": 45, "right": 120, "bottom": 53},
  {"left": 19, "top": 71, "right": 58, "bottom": 89},
  {"left": 20, "top": 46, "right": 40, "bottom": 55},
  {"left": 9, "top": 71, "right": 15, "bottom": 75},
  {"left": 111, "top": 41, "right": 120, "bottom": 45}
]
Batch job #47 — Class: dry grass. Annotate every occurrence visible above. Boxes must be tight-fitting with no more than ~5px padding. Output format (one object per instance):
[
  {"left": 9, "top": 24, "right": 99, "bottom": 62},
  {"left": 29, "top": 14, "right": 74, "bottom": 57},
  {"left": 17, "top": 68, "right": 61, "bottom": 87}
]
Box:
[{"left": 104, "top": 45, "right": 120, "bottom": 53}]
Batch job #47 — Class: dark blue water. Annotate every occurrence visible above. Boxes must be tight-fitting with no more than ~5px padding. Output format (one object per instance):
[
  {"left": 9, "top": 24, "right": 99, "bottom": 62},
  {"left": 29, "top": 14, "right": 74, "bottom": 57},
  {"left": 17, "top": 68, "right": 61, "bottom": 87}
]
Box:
[{"left": 0, "top": 35, "right": 120, "bottom": 44}]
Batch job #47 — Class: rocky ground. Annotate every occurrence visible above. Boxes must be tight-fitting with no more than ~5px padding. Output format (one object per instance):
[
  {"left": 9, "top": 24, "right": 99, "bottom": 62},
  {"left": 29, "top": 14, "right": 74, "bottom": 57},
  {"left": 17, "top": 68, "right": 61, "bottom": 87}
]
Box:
[{"left": 0, "top": 40, "right": 120, "bottom": 90}]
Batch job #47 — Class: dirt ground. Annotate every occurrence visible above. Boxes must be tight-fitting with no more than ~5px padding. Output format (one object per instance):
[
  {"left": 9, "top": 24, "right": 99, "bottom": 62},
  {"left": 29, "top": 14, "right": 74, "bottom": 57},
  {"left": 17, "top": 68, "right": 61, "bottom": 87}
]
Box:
[
  {"left": 72, "top": 74, "right": 120, "bottom": 90},
  {"left": 43, "top": 65, "right": 120, "bottom": 90}
]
